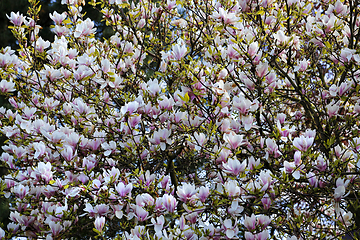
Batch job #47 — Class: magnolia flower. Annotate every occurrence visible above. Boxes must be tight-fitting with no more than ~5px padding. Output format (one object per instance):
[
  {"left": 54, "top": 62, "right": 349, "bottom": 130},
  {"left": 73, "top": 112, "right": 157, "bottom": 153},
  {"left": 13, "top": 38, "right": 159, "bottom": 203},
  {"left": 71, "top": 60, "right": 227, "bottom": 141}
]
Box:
[
  {"left": 334, "top": 185, "right": 346, "bottom": 201},
  {"left": 193, "top": 132, "right": 207, "bottom": 150},
  {"left": 293, "top": 135, "right": 314, "bottom": 151},
  {"left": 257, "top": 230, "right": 269, "bottom": 240},
  {"left": 242, "top": 115, "right": 254, "bottom": 131},
  {"left": 223, "top": 219, "right": 239, "bottom": 238},
  {"left": 198, "top": 186, "right": 210, "bottom": 202},
  {"left": 245, "top": 232, "right": 256, "bottom": 240},
  {"left": 49, "top": 221, "right": 63, "bottom": 236},
  {"left": 6, "top": 12, "right": 24, "bottom": 26},
  {"left": 134, "top": 206, "right": 148, "bottom": 222},
  {"left": 256, "top": 61, "right": 269, "bottom": 78},
  {"left": 172, "top": 43, "right": 187, "bottom": 60},
  {"left": 0, "top": 227, "right": 4, "bottom": 239},
  {"left": 163, "top": 194, "right": 177, "bottom": 213},
  {"left": 244, "top": 214, "right": 257, "bottom": 231},
  {"left": 224, "top": 180, "right": 240, "bottom": 197},
  {"left": 74, "top": 18, "right": 96, "bottom": 38},
  {"left": 326, "top": 102, "right": 340, "bottom": 117},
  {"left": 35, "top": 37, "right": 51, "bottom": 52},
  {"left": 151, "top": 215, "right": 165, "bottom": 238},
  {"left": 223, "top": 132, "right": 244, "bottom": 149},
  {"left": 33, "top": 142, "right": 47, "bottom": 158},
  {"left": 0, "top": 80, "right": 16, "bottom": 93},
  {"left": 261, "top": 194, "right": 271, "bottom": 210},
  {"left": 136, "top": 193, "right": 154, "bottom": 207},
  {"left": 274, "top": 29, "right": 289, "bottom": 44},
  {"left": 61, "top": 145, "right": 76, "bottom": 161},
  {"left": 228, "top": 199, "right": 244, "bottom": 216},
  {"left": 31, "top": 162, "right": 53, "bottom": 183},
  {"left": 212, "top": 7, "right": 239, "bottom": 25},
  {"left": 101, "top": 141, "right": 117, "bottom": 156},
  {"left": 248, "top": 42, "right": 259, "bottom": 58},
  {"left": 177, "top": 183, "right": 197, "bottom": 202},
  {"left": 49, "top": 11, "right": 67, "bottom": 25},
  {"left": 115, "top": 182, "right": 132, "bottom": 197},
  {"left": 223, "top": 158, "right": 246, "bottom": 176},
  {"left": 340, "top": 211, "right": 353, "bottom": 226},
  {"left": 306, "top": 172, "right": 318, "bottom": 187},
  {"left": 94, "top": 217, "right": 105, "bottom": 232},
  {"left": 13, "top": 184, "right": 29, "bottom": 200}
]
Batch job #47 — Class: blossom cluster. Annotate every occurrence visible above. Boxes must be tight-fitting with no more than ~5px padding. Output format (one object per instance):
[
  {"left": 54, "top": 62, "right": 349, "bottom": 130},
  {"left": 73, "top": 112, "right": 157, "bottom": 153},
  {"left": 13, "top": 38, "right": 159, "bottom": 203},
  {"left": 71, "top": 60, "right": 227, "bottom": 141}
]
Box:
[{"left": 0, "top": 0, "right": 360, "bottom": 239}]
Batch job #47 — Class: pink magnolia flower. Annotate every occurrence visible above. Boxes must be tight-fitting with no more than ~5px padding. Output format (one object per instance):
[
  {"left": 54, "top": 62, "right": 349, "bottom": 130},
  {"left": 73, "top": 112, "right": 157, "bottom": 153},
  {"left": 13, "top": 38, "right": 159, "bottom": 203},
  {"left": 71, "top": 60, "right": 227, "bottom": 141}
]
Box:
[
  {"left": 0, "top": 227, "right": 4, "bottom": 239},
  {"left": 121, "top": 101, "right": 139, "bottom": 115},
  {"left": 306, "top": 172, "right": 318, "bottom": 187},
  {"left": 49, "top": 221, "right": 63, "bottom": 236},
  {"left": 31, "top": 162, "right": 53, "bottom": 183},
  {"left": 193, "top": 132, "right": 207, "bottom": 150},
  {"left": 256, "top": 230, "right": 269, "bottom": 240},
  {"left": 334, "top": 0, "right": 348, "bottom": 15},
  {"left": 258, "top": 215, "right": 271, "bottom": 229},
  {"left": 218, "top": 68, "right": 228, "bottom": 80},
  {"left": 13, "top": 184, "right": 29, "bottom": 200},
  {"left": 74, "top": 18, "right": 96, "bottom": 38},
  {"left": 146, "top": 79, "right": 161, "bottom": 96},
  {"left": 248, "top": 42, "right": 259, "bottom": 58},
  {"left": 212, "top": 7, "right": 239, "bottom": 25},
  {"left": 294, "top": 59, "right": 309, "bottom": 72},
  {"left": 163, "top": 194, "right": 177, "bottom": 213},
  {"left": 94, "top": 204, "right": 110, "bottom": 216},
  {"left": 136, "top": 193, "right": 155, "bottom": 207},
  {"left": 198, "top": 186, "right": 210, "bottom": 202},
  {"left": 6, "top": 12, "right": 24, "bottom": 26},
  {"left": 228, "top": 199, "right": 244, "bottom": 216},
  {"left": 242, "top": 115, "right": 254, "bottom": 131},
  {"left": 224, "top": 180, "right": 240, "bottom": 197},
  {"left": 151, "top": 215, "right": 165, "bottom": 238},
  {"left": 94, "top": 216, "right": 105, "bottom": 232},
  {"left": 172, "top": 42, "right": 187, "bottom": 60},
  {"left": 33, "top": 142, "right": 46, "bottom": 158},
  {"left": 0, "top": 80, "right": 16, "bottom": 93},
  {"left": 245, "top": 232, "right": 255, "bottom": 240},
  {"left": 293, "top": 135, "right": 314, "bottom": 151},
  {"left": 223, "top": 157, "right": 246, "bottom": 176},
  {"left": 248, "top": 156, "right": 260, "bottom": 170},
  {"left": 261, "top": 194, "right": 271, "bottom": 210},
  {"left": 244, "top": 214, "right": 257, "bottom": 231},
  {"left": 223, "top": 132, "right": 244, "bottom": 150},
  {"left": 338, "top": 81, "right": 352, "bottom": 96},
  {"left": 115, "top": 182, "right": 132, "bottom": 197},
  {"left": 223, "top": 219, "right": 239, "bottom": 238},
  {"left": 256, "top": 62, "right": 269, "bottom": 78},
  {"left": 266, "top": 138, "right": 282, "bottom": 157},
  {"left": 150, "top": 129, "right": 172, "bottom": 150},
  {"left": 134, "top": 206, "right": 148, "bottom": 222},
  {"left": 101, "top": 141, "right": 117, "bottom": 156},
  {"left": 232, "top": 95, "right": 252, "bottom": 114},
  {"left": 283, "top": 161, "right": 301, "bottom": 179},
  {"left": 35, "top": 37, "right": 50, "bottom": 53},
  {"left": 274, "top": 29, "right": 289, "bottom": 44},
  {"left": 294, "top": 151, "right": 302, "bottom": 165},
  {"left": 166, "top": 0, "right": 177, "bottom": 10},
  {"left": 49, "top": 11, "right": 67, "bottom": 25},
  {"left": 101, "top": 59, "right": 111, "bottom": 73},
  {"left": 177, "top": 183, "right": 197, "bottom": 202},
  {"left": 259, "top": 170, "right": 273, "bottom": 192},
  {"left": 61, "top": 145, "right": 76, "bottom": 161}
]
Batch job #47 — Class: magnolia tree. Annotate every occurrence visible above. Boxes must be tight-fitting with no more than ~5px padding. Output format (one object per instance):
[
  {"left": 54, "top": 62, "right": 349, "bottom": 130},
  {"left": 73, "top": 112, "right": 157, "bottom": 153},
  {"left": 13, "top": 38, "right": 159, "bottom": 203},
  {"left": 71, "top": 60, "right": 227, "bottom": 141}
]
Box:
[{"left": 0, "top": 0, "right": 359, "bottom": 239}]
